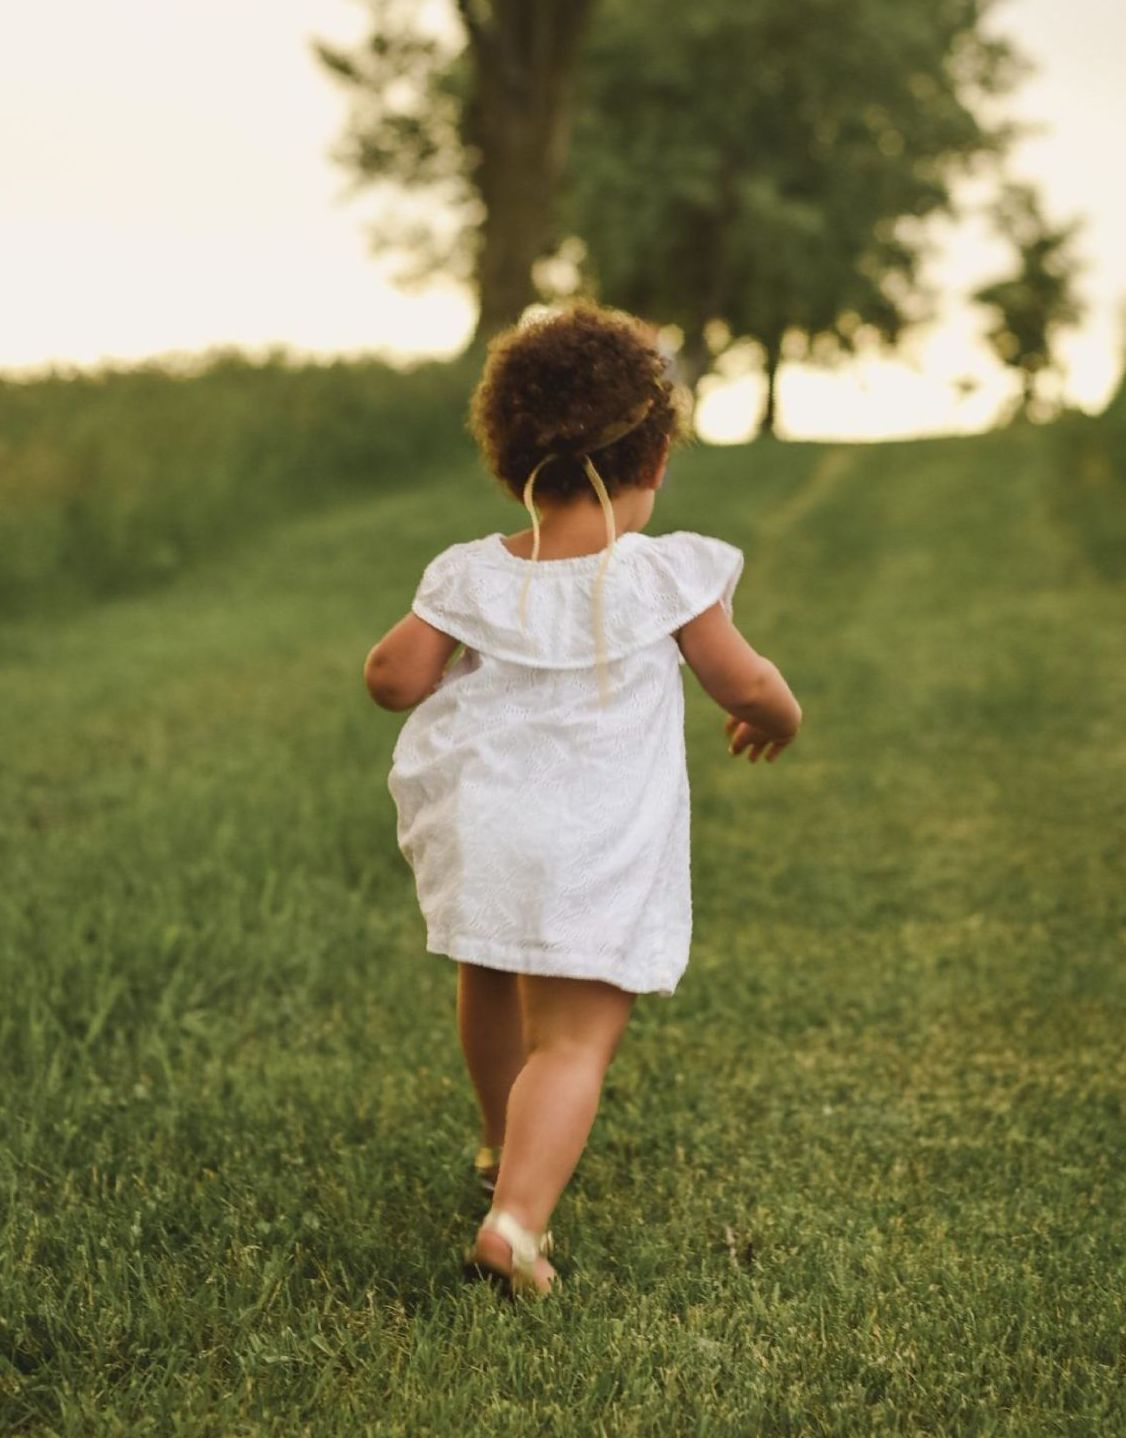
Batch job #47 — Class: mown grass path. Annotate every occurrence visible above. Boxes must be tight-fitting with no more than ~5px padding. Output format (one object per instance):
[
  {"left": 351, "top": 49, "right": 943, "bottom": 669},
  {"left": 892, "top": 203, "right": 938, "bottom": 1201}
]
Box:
[{"left": 1, "top": 428, "right": 1123, "bottom": 1435}]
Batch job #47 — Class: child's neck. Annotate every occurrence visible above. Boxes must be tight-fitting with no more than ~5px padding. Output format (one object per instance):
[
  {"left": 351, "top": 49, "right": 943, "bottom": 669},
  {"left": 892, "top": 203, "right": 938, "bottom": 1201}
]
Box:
[{"left": 504, "top": 490, "right": 654, "bottom": 561}]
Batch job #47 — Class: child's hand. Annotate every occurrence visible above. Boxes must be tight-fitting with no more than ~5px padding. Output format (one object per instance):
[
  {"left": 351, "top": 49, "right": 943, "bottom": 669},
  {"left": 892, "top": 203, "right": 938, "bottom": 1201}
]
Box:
[{"left": 724, "top": 714, "right": 795, "bottom": 764}]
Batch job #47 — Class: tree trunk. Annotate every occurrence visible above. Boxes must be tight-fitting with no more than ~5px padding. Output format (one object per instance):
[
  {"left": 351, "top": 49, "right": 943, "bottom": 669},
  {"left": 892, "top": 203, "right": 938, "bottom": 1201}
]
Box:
[
  {"left": 678, "top": 324, "right": 712, "bottom": 394},
  {"left": 461, "top": 1, "right": 597, "bottom": 343},
  {"left": 759, "top": 334, "right": 783, "bottom": 438},
  {"left": 473, "top": 98, "right": 564, "bottom": 339},
  {"left": 1021, "top": 367, "right": 1037, "bottom": 415}
]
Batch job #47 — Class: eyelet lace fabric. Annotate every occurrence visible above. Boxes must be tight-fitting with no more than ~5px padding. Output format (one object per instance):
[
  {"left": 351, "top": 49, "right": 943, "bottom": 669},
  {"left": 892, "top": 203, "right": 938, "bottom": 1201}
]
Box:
[{"left": 387, "top": 529, "right": 744, "bottom": 996}]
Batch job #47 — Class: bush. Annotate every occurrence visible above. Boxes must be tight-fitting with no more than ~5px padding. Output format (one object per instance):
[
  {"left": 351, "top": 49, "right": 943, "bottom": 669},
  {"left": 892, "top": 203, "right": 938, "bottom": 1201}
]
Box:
[
  {"left": 1045, "top": 369, "right": 1126, "bottom": 584},
  {"left": 0, "top": 349, "right": 479, "bottom": 613}
]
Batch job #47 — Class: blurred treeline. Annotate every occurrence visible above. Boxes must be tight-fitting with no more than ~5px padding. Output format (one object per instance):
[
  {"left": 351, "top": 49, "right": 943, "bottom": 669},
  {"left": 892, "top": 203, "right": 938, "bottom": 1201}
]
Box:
[
  {"left": 316, "top": 0, "right": 1088, "bottom": 434},
  {"left": 1, "top": 354, "right": 1121, "bottom": 615},
  {"left": 0, "top": 353, "right": 477, "bottom": 614}
]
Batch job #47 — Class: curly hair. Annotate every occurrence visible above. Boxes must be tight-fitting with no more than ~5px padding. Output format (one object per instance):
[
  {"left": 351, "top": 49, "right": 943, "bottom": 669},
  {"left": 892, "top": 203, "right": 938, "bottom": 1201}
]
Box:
[{"left": 468, "top": 301, "right": 689, "bottom": 503}]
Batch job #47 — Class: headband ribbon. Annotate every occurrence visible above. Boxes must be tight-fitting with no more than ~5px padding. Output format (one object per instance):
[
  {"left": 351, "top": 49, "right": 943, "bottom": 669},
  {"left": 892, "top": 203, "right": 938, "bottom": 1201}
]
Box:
[{"left": 517, "top": 395, "right": 655, "bottom": 707}]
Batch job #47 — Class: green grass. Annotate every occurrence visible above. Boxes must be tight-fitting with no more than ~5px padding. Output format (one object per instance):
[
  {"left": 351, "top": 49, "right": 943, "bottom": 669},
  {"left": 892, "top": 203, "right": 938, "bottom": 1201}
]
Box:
[
  {"left": 0, "top": 352, "right": 477, "bottom": 613},
  {"left": 1, "top": 418, "right": 1123, "bottom": 1435}
]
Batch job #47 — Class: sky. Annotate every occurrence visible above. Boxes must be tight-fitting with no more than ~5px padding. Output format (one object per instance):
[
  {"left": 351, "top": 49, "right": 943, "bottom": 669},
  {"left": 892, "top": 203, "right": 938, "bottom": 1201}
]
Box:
[{"left": 1, "top": 0, "right": 1123, "bottom": 442}]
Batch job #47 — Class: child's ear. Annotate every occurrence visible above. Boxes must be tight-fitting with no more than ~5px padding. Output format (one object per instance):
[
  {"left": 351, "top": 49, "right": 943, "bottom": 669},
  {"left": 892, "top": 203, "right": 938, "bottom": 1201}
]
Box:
[{"left": 648, "top": 436, "right": 671, "bottom": 489}]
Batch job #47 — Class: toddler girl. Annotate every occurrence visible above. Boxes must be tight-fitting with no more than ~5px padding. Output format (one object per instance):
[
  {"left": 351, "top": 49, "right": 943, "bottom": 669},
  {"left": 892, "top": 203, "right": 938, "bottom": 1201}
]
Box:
[{"left": 364, "top": 302, "right": 802, "bottom": 1297}]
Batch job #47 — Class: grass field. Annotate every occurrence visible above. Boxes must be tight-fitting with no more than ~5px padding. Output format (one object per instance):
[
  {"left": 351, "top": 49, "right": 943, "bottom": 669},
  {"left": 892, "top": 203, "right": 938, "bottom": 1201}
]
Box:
[{"left": 1, "top": 416, "right": 1123, "bottom": 1435}]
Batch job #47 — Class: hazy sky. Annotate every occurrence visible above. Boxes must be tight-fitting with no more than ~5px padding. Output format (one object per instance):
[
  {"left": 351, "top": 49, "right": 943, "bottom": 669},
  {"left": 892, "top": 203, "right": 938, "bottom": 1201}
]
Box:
[{"left": 2, "top": 0, "right": 1123, "bottom": 441}]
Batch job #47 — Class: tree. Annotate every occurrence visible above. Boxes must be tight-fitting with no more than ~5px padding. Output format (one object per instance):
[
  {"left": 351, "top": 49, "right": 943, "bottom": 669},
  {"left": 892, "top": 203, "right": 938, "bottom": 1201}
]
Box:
[
  {"left": 972, "top": 182, "right": 1086, "bottom": 422},
  {"left": 564, "top": 0, "right": 1034, "bottom": 435},
  {"left": 314, "top": 0, "right": 598, "bottom": 343}
]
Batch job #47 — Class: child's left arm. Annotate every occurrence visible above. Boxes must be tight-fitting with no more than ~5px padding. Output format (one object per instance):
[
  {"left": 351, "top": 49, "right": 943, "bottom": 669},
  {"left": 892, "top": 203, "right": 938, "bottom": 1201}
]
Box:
[{"left": 364, "top": 613, "right": 460, "bottom": 711}]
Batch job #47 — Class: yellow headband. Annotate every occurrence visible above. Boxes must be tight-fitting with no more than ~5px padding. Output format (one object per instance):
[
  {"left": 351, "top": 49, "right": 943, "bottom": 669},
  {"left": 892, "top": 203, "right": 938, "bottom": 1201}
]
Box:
[{"left": 517, "top": 396, "right": 655, "bottom": 707}]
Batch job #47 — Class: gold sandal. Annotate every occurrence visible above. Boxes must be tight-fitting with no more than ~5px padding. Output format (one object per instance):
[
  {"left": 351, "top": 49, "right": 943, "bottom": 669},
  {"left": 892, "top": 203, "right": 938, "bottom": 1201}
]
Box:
[
  {"left": 473, "top": 1143, "right": 502, "bottom": 1193},
  {"left": 462, "top": 1208, "right": 558, "bottom": 1298}
]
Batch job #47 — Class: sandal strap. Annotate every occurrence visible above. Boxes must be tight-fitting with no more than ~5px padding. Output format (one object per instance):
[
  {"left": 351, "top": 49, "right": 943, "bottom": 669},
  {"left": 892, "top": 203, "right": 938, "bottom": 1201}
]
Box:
[{"left": 481, "top": 1209, "right": 549, "bottom": 1274}]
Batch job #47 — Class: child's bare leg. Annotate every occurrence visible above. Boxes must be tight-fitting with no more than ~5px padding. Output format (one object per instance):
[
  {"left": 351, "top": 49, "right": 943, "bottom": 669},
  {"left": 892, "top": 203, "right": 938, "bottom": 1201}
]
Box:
[
  {"left": 473, "top": 974, "right": 635, "bottom": 1287},
  {"left": 456, "top": 962, "right": 525, "bottom": 1148}
]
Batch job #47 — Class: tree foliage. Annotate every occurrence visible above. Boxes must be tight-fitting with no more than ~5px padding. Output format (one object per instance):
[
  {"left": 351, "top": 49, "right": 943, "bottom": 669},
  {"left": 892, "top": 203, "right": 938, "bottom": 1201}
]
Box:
[
  {"left": 314, "top": 2, "right": 474, "bottom": 284},
  {"left": 972, "top": 181, "right": 1087, "bottom": 421},
  {"left": 315, "top": 0, "right": 1062, "bottom": 438},
  {"left": 564, "top": 0, "right": 1035, "bottom": 433},
  {"left": 315, "top": 0, "right": 597, "bottom": 340}
]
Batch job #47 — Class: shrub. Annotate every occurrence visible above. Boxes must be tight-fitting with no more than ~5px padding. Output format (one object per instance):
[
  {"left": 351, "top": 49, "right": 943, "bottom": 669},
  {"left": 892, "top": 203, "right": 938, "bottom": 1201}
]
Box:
[
  {"left": 1045, "top": 368, "right": 1126, "bottom": 583},
  {"left": 0, "top": 349, "right": 478, "bottom": 612}
]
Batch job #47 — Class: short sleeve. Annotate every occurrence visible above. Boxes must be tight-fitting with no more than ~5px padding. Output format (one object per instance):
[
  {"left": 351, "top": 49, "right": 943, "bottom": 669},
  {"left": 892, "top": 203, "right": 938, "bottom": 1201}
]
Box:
[
  {"left": 409, "top": 540, "right": 488, "bottom": 642},
  {"left": 403, "top": 531, "right": 744, "bottom": 668},
  {"left": 410, "top": 546, "right": 453, "bottom": 630},
  {"left": 651, "top": 531, "right": 744, "bottom": 623}
]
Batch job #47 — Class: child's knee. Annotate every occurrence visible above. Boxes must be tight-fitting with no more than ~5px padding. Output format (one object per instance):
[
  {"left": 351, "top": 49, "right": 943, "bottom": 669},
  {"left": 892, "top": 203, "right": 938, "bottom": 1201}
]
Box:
[{"left": 525, "top": 1028, "right": 618, "bottom": 1074}]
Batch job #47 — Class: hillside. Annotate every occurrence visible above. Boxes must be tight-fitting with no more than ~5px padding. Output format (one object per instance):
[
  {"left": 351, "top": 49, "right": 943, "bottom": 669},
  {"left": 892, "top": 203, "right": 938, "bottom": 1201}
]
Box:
[{"left": 0, "top": 417, "right": 1123, "bottom": 1435}]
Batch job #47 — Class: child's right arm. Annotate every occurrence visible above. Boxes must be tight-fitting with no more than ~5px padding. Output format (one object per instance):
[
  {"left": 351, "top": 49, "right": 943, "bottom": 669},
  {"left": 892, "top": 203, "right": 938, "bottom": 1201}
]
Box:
[{"left": 675, "top": 602, "right": 802, "bottom": 763}]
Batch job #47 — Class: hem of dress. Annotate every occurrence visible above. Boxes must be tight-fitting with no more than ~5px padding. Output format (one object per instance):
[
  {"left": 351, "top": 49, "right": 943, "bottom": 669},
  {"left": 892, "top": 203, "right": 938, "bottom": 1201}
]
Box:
[{"left": 424, "top": 928, "right": 689, "bottom": 998}]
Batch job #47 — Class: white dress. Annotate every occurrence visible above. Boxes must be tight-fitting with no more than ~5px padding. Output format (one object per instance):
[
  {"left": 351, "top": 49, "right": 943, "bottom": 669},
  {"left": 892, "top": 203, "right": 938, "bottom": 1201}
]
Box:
[{"left": 387, "top": 528, "right": 744, "bottom": 996}]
